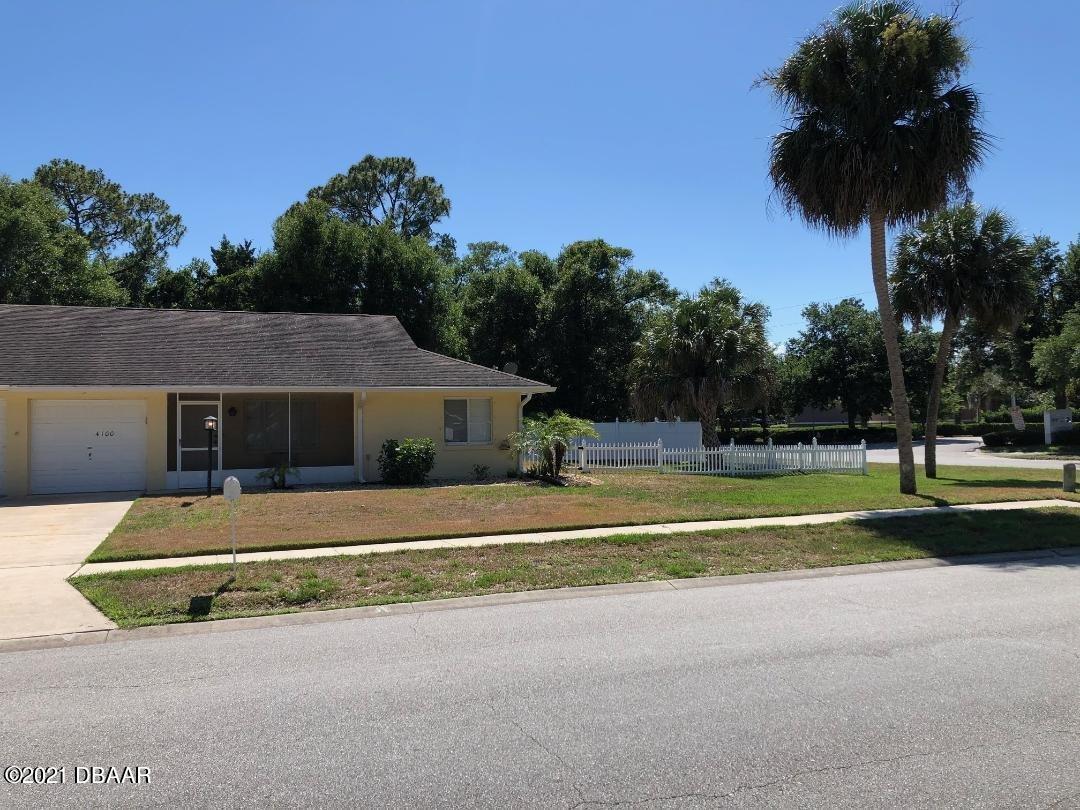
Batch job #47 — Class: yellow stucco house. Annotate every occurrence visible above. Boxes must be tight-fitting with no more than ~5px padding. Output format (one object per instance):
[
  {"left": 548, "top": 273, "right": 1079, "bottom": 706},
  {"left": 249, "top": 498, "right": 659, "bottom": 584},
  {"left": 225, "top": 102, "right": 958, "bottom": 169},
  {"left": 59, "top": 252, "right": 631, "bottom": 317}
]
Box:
[{"left": 0, "top": 304, "right": 553, "bottom": 497}]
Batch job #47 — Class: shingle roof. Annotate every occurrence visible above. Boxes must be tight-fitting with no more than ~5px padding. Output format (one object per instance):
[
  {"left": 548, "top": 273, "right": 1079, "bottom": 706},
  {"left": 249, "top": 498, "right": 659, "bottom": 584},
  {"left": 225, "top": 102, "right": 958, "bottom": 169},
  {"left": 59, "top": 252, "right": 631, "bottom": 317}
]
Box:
[{"left": 0, "top": 305, "right": 553, "bottom": 390}]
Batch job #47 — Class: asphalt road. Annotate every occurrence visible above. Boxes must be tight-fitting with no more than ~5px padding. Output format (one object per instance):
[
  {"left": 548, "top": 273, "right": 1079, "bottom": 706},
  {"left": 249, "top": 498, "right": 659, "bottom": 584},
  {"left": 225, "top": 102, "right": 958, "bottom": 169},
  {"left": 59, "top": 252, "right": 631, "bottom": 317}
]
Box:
[
  {"left": 867, "top": 436, "right": 1066, "bottom": 469},
  {"left": 3, "top": 558, "right": 1080, "bottom": 808}
]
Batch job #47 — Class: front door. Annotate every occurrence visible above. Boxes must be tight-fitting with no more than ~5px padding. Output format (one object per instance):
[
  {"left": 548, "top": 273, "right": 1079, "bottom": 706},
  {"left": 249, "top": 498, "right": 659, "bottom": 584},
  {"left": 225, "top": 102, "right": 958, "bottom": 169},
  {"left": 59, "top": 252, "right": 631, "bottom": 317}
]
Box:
[{"left": 178, "top": 400, "right": 221, "bottom": 489}]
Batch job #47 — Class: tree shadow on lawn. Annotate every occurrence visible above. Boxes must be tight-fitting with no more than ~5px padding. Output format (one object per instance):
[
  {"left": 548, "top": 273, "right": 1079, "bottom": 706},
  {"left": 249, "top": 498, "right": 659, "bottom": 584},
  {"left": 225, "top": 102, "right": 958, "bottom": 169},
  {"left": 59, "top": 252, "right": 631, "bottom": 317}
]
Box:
[
  {"left": 847, "top": 509, "right": 1080, "bottom": 572},
  {"left": 932, "top": 475, "right": 1065, "bottom": 490}
]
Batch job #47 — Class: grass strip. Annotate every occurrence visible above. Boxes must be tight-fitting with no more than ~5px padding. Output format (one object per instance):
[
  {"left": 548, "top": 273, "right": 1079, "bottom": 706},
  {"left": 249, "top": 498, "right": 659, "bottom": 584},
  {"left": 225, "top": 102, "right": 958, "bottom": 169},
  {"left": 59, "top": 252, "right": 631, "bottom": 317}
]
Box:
[
  {"left": 71, "top": 507, "right": 1080, "bottom": 628},
  {"left": 88, "top": 464, "right": 1077, "bottom": 562}
]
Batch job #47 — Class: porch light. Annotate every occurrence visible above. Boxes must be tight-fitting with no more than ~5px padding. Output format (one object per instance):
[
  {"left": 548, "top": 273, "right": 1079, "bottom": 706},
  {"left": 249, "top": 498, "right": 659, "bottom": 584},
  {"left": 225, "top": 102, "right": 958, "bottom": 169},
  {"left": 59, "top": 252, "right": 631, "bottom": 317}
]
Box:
[{"left": 204, "top": 415, "right": 218, "bottom": 498}]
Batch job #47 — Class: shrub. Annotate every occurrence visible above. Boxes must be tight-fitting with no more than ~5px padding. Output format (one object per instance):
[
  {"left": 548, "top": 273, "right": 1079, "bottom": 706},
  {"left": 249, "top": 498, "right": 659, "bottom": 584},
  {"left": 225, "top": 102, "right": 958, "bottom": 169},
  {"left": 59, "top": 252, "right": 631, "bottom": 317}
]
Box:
[
  {"left": 982, "top": 429, "right": 1044, "bottom": 448},
  {"left": 472, "top": 464, "right": 490, "bottom": 481},
  {"left": 256, "top": 462, "right": 299, "bottom": 489},
  {"left": 936, "top": 423, "right": 1001, "bottom": 437},
  {"left": 1051, "top": 428, "right": 1080, "bottom": 445},
  {"left": 982, "top": 407, "right": 1070, "bottom": 425},
  {"left": 378, "top": 438, "right": 437, "bottom": 485}
]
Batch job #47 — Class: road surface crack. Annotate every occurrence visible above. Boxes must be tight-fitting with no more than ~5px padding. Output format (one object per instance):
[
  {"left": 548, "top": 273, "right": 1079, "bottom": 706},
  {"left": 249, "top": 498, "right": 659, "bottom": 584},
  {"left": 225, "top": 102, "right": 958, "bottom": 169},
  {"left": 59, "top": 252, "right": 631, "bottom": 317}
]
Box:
[
  {"left": 567, "top": 728, "right": 1073, "bottom": 807},
  {"left": 1045, "top": 789, "right": 1080, "bottom": 809},
  {"left": 479, "top": 695, "right": 587, "bottom": 806},
  {"left": 0, "top": 673, "right": 222, "bottom": 696}
]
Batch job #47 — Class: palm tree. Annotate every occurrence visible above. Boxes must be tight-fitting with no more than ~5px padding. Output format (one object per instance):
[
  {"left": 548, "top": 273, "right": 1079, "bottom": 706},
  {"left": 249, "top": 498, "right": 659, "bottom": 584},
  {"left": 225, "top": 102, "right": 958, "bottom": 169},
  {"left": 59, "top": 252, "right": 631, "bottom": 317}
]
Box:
[
  {"left": 892, "top": 204, "right": 1034, "bottom": 477},
  {"left": 508, "top": 412, "right": 598, "bottom": 479},
  {"left": 631, "top": 280, "right": 772, "bottom": 446},
  {"left": 761, "top": 1, "right": 987, "bottom": 494}
]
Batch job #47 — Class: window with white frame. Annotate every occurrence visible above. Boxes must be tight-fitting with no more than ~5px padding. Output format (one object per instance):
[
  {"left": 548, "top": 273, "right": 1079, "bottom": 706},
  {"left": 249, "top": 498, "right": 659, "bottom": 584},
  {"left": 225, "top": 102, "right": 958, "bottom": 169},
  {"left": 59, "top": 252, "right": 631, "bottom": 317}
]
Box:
[{"left": 444, "top": 398, "right": 492, "bottom": 444}]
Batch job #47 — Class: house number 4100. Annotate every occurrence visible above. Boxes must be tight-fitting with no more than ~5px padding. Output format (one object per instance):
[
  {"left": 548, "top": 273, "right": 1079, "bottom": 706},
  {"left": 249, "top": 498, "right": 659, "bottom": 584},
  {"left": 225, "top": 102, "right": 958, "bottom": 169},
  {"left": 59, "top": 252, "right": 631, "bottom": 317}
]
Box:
[{"left": 95, "top": 430, "right": 116, "bottom": 438}]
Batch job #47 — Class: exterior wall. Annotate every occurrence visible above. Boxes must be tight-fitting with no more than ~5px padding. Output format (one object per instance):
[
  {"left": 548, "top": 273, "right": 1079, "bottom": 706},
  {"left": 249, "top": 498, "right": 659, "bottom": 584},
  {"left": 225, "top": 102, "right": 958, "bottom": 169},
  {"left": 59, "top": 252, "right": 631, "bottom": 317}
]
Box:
[
  {"left": 1, "top": 387, "right": 530, "bottom": 495},
  {"left": 789, "top": 405, "right": 888, "bottom": 425},
  {"left": 360, "top": 390, "right": 522, "bottom": 481},
  {"left": 0, "top": 390, "right": 167, "bottom": 498}
]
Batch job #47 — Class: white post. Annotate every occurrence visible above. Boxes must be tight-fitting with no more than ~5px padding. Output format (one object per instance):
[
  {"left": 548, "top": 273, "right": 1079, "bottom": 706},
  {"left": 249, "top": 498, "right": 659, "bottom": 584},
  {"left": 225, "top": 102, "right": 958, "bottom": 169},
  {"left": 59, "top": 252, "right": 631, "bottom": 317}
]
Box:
[
  {"left": 860, "top": 439, "right": 868, "bottom": 475},
  {"left": 230, "top": 505, "right": 238, "bottom": 578},
  {"left": 657, "top": 438, "right": 664, "bottom": 473},
  {"left": 580, "top": 444, "right": 589, "bottom": 473},
  {"left": 812, "top": 436, "right": 818, "bottom": 471},
  {"left": 222, "top": 476, "right": 242, "bottom": 579},
  {"left": 797, "top": 441, "right": 803, "bottom": 472}
]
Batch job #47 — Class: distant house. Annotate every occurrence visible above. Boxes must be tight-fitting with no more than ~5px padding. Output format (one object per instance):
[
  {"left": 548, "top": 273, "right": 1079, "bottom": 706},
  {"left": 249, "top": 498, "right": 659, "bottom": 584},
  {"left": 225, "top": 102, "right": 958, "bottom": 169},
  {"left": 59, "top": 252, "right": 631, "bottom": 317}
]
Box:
[
  {"left": 0, "top": 305, "right": 553, "bottom": 496},
  {"left": 788, "top": 405, "right": 888, "bottom": 426}
]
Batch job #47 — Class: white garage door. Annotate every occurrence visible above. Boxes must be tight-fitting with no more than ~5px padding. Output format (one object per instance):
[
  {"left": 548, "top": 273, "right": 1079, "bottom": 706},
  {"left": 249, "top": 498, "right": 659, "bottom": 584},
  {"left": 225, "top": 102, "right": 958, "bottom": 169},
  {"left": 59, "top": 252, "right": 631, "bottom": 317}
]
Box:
[
  {"left": 0, "top": 399, "right": 6, "bottom": 496},
  {"left": 31, "top": 400, "right": 147, "bottom": 495}
]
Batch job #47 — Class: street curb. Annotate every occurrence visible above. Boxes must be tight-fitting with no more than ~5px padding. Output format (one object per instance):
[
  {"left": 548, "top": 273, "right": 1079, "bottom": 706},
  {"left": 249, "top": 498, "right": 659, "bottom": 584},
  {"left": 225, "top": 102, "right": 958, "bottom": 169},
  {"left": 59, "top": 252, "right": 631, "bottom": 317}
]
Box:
[{"left": 3, "top": 545, "right": 1078, "bottom": 655}]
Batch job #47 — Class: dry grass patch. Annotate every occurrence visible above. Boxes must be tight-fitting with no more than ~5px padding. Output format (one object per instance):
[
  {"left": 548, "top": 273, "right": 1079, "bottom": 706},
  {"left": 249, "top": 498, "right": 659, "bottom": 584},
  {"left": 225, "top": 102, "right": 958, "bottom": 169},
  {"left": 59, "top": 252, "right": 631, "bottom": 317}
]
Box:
[
  {"left": 72, "top": 507, "right": 1080, "bottom": 628},
  {"left": 89, "top": 464, "right": 1079, "bottom": 562}
]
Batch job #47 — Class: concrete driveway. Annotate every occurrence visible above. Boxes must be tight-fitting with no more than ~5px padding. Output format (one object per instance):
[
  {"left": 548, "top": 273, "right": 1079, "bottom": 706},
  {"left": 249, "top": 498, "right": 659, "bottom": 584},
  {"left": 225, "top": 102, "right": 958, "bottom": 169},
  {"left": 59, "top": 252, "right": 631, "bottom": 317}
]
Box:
[
  {"left": 867, "top": 435, "right": 1067, "bottom": 470},
  {"left": 0, "top": 494, "right": 136, "bottom": 640}
]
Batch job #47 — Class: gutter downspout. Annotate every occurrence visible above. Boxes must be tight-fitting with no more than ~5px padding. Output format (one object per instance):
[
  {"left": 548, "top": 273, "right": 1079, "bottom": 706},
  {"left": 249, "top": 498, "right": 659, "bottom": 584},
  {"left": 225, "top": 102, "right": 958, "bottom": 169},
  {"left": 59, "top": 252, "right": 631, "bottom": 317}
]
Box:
[
  {"left": 518, "top": 393, "right": 533, "bottom": 473},
  {"left": 357, "top": 390, "right": 367, "bottom": 483}
]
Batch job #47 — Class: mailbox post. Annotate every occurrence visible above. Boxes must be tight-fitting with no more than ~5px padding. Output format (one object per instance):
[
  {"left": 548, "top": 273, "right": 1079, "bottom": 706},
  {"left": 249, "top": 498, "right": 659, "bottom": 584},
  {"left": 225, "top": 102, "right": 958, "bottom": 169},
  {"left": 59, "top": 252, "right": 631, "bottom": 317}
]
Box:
[{"left": 223, "top": 476, "right": 242, "bottom": 578}]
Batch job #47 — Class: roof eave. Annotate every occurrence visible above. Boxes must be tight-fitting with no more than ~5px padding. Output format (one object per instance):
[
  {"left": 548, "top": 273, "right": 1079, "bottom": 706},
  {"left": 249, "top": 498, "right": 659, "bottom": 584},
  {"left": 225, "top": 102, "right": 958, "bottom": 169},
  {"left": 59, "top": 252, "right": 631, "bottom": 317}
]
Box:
[{"left": 0, "top": 384, "right": 557, "bottom": 393}]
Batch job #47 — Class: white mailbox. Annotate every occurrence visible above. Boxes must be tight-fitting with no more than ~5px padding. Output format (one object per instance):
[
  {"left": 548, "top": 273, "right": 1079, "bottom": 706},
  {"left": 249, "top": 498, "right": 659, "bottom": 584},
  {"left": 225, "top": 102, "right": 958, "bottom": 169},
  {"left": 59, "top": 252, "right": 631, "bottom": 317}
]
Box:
[{"left": 223, "top": 475, "right": 242, "bottom": 503}]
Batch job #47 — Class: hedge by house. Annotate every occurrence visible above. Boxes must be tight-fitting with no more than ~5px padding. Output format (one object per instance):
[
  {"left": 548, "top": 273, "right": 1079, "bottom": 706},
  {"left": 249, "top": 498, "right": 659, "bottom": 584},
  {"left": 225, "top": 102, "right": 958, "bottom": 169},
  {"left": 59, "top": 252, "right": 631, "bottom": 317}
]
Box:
[
  {"left": 730, "top": 423, "right": 1000, "bottom": 445},
  {"left": 980, "top": 407, "right": 1077, "bottom": 424},
  {"left": 982, "top": 428, "right": 1080, "bottom": 447},
  {"left": 377, "top": 438, "right": 437, "bottom": 484}
]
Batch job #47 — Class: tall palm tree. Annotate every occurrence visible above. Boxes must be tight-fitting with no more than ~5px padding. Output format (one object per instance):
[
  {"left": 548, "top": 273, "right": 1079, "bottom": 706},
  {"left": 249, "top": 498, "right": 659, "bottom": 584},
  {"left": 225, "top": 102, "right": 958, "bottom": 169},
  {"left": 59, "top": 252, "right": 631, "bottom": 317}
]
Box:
[
  {"left": 631, "top": 280, "right": 772, "bottom": 446},
  {"left": 761, "top": 1, "right": 987, "bottom": 494},
  {"left": 892, "top": 203, "right": 1034, "bottom": 477}
]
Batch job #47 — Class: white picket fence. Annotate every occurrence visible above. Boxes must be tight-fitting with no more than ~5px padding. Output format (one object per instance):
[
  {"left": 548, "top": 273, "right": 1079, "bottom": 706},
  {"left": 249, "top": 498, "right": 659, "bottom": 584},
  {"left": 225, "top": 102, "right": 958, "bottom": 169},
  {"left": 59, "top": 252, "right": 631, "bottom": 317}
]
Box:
[{"left": 530, "top": 438, "right": 867, "bottom": 476}]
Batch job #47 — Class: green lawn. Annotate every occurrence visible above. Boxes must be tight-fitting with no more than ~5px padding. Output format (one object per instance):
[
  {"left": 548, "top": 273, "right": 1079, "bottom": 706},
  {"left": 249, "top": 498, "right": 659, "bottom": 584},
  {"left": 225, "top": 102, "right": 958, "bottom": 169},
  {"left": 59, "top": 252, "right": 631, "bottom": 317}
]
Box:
[
  {"left": 88, "top": 463, "right": 1078, "bottom": 562},
  {"left": 72, "top": 507, "right": 1080, "bottom": 628},
  {"left": 980, "top": 445, "right": 1080, "bottom": 461}
]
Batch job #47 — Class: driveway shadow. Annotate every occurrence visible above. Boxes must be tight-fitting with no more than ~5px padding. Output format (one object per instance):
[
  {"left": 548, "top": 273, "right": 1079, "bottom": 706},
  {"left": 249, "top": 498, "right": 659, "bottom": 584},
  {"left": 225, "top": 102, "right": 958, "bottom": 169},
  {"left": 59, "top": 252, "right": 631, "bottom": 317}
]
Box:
[{"left": 0, "top": 491, "right": 142, "bottom": 508}]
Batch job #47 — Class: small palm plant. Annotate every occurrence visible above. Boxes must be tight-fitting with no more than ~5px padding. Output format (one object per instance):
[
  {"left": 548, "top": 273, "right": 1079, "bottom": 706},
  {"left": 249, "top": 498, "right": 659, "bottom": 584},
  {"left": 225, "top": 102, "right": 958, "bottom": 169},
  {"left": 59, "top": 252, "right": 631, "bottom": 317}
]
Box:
[
  {"left": 508, "top": 412, "right": 599, "bottom": 480},
  {"left": 256, "top": 462, "right": 300, "bottom": 489}
]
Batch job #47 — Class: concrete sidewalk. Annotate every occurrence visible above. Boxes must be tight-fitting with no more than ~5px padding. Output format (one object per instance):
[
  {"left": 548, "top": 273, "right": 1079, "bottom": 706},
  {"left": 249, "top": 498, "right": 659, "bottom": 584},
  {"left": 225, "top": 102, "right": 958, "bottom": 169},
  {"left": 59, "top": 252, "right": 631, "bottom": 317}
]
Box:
[{"left": 77, "top": 497, "right": 1080, "bottom": 576}]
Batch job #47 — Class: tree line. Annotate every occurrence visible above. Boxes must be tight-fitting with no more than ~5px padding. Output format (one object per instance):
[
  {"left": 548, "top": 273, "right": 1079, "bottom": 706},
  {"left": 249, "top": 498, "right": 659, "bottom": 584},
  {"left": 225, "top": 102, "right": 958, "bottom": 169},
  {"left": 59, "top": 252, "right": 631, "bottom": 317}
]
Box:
[
  {"left": 0, "top": 155, "right": 678, "bottom": 419},
  {"left": 2, "top": 153, "right": 1076, "bottom": 455}
]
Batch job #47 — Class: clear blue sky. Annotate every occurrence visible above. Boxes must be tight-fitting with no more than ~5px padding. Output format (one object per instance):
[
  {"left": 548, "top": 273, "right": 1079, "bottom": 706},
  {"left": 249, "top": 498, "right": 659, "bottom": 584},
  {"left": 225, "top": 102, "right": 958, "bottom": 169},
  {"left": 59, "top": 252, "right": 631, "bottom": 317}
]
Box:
[{"left": 3, "top": 1, "right": 1077, "bottom": 344}]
